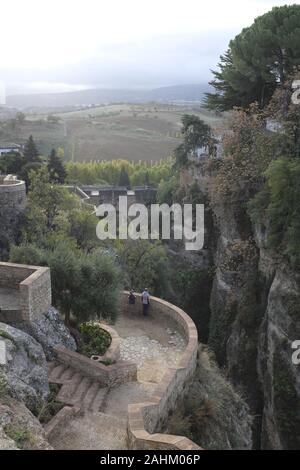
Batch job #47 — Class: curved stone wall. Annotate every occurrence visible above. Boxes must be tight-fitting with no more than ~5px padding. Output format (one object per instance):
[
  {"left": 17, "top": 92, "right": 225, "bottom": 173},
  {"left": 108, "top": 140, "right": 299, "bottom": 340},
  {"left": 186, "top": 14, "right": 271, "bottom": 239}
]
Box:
[
  {"left": 0, "top": 178, "right": 26, "bottom": 211},
  {"left": 121, "top": 292, "right": 201, "bottom": 450},
  {"left": 0, "top": 178, "right": 26, "bottom": 256},
  {"left": 91, "top": 323, "right": 120, "bottom": 363}
]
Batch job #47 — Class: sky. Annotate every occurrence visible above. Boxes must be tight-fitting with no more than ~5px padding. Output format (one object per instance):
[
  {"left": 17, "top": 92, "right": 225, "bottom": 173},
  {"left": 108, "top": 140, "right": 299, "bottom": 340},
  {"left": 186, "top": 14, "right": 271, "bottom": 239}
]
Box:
[{"left": 0, "top": 0, "right": 298, "bottom": 95}]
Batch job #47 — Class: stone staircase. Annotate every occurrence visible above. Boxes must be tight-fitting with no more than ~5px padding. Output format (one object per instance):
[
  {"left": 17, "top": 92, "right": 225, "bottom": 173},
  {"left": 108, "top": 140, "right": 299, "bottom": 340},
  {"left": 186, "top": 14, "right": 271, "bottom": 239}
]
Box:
[
  {"left": 47, "top": 362, "right": 129, "bottom": 449},
  {"left": 48, "top": 362, "right": 109, "bottom": 412},
  {"left": 47, "top": 410, "right": 128, "bottom": 450}
]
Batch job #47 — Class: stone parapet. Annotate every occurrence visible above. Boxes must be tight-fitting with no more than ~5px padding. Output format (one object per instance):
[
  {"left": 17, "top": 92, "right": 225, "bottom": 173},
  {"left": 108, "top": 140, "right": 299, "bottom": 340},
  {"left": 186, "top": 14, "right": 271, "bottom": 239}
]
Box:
[
  {"left": 121, "top": 292, "right": 201, "bottom": 450},
  {"left": 54, "top": 345, "right": 137, "bottom": 387},
  {"left": 0, "top": 262, "right": 52, "bottom": 322}
]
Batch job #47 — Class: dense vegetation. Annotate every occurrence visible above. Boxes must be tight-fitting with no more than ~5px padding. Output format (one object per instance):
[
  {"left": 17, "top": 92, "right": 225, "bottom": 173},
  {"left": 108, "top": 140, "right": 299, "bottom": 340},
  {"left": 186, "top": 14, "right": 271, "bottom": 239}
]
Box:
[
  {"left": 66, "top": 158, "right": 173, "bottom": 187},
  {"left": 8, "top": 166, "right": 173, "bottom": 324}
]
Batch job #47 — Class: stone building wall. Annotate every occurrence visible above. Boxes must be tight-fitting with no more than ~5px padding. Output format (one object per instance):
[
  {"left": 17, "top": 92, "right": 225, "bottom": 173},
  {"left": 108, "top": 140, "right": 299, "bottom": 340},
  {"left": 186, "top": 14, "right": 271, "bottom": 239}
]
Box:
[
  {"left": 0, "top": 262, "right": 52, "bottom": 322},
  {"left": 0, "top": 177, "right": 26, "bottom": 212},
  {"left": 0, "top": 177, "right": 27, "bottom": 258}
]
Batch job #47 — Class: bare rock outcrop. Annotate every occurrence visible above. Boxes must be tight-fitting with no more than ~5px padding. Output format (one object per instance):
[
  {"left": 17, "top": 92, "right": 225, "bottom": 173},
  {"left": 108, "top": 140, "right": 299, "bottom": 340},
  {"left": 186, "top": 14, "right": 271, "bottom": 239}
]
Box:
[
  {"left": 0, "top": 322, "right": 49, "bottom": 412},
  {"left": 0, "top": 397, "right": 52, "bottom": 450},
  {"left": 10, "top": 307, "right": 76, "bottom": 361}
]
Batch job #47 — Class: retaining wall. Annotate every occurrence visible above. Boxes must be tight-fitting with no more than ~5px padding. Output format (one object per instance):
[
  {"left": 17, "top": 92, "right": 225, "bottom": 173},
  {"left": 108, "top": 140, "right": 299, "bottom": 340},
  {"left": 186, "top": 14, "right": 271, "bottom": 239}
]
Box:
[
  {"left": 54, "top": 345, "right": 137, "bottom": 387},
  {"left": 91, "top": 323, "right": 120, "bottom": 363}
]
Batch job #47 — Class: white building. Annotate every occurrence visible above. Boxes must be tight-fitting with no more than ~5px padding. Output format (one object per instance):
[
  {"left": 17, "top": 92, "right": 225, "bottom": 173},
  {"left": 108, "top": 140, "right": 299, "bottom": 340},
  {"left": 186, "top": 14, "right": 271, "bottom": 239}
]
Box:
[{"left": 0, "top": 143, "right": 21, "bottom": 155}]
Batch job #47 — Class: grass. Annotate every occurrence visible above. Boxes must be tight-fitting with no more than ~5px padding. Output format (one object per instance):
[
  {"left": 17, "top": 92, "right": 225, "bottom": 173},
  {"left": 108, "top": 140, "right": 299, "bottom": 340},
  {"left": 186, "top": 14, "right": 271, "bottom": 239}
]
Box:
[
  {"left": 0, "top": 329, "right": 18, "bottom": 347},
  {"left": 4, "top": 424, "right": 34, "bottom": 449},
  {"left": 36, "top": 383, "right": 64, "bottom": 425}
]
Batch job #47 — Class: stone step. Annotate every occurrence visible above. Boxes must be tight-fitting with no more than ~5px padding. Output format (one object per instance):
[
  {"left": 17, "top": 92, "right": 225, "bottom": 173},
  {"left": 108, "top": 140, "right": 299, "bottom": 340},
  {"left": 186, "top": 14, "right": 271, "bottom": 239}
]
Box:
[
  {"left": 95, "top": 411, "right": 127, "bottom": 430},
  {"left": 81, "top": 382, "right": 100, "bottom": 411},
  {"left": 60, "top": 366, "right": 76, "bottom": 382},
  {"left": 49, "top": 364, "right": 68, "bottom": 383},
  {"left": 69, "top": 376, "right": 91, "bottom": 406},
  {"left": 57, "top": 372, "right": 83, "bottom": 404},
  {"left": 47, "top": 362, "right": 56, "bottom": 375},
  {"left": 89, "top": 387, "right": 109, "bottom": 413}
]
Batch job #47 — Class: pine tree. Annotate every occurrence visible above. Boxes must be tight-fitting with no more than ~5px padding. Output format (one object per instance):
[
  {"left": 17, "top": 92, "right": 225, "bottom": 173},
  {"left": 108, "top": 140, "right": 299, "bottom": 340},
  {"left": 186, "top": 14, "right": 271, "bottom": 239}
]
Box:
[
  {"left": 23, "top": 135, "right": 40, "bottom": 163},
  {"left": 48, "top": 148, "right": 67, "bottom": 184},
  {"left": 204, "top": 5, "right": 300, "bottom": 111},
  {"left": 118, "top": 167, "right": 131, "bottom": 188}
]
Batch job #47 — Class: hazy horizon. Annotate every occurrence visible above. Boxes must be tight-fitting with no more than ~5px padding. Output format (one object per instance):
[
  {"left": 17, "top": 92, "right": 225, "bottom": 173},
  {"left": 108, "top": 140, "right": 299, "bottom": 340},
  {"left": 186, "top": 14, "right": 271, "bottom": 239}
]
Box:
[{"left": 0, "top": 0, "right": 297, "bottom": 98}]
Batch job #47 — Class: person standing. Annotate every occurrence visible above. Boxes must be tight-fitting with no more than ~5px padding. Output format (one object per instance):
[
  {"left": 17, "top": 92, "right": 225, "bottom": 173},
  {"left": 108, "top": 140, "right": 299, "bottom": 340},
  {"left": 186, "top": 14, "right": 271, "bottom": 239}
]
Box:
[
  {"left": 141, "top": 288, "right": 150, "bottom": 316},
  {"left": 128, "top": 289, "right": 136, "bottom": 305}
]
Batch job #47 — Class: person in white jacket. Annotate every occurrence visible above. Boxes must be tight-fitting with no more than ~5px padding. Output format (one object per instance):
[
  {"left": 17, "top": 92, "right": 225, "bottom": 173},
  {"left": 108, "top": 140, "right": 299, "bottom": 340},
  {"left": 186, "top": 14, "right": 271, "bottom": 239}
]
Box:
[{"left": 141, "top": 288, "right": 150, "bottom": 316}]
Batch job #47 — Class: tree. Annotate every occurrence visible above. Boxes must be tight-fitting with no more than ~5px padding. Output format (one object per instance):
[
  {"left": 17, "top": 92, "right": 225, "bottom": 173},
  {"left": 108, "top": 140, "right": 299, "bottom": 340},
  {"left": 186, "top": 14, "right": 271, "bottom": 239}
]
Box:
[
  {"left": 117, "top": 239, "right": 169, "bottom": 297},
  {"left": 68, "top": 209, "right": 97, "bottom": 249},
  {"left": 10, "top": 243, "right": 121, "bottom": 325},
  {"left": 0, "top": 152, "right": 25, "bottom": 175},
  {"left": 23, "top": 135, "right": 40, "bottom": 163},
  {"left": 16, "top": 112, "right": 26, "bottom": 124},
  {"left": 174, "top": 115, "right": 214, "bottom": 168},
  {"left": 144, "top": 171, "right": 150, "bottom": 186},
  {"left": 48, "top": 148, "right": 67, "bottom": 184},
  {"left": 24, "top": 167, "right": 70, "bottom": 240},
  {"left": 204, "top": 5, "right": 300, "bottom": 111},
  {"left": 47, "top": 114, "right": 60, "bottom": 124},
  {"left": 73, "top": 249, "right": 121, "bottom": 323},
  {"left": 118, "top": 166, "right": 131, "bottom": 188}
]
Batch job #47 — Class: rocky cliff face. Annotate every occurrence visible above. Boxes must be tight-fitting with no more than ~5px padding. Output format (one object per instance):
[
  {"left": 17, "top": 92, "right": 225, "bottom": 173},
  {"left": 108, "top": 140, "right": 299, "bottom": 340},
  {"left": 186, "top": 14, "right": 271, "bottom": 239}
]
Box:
[
  {"left": 0, "top": 397, "right": 53, "bottom": 449},
  {"left": 9, "top": 307, "right": 76, "bottom": 361},
  {"left": 0, "top": 308, "right": 76, "bottom": 450},
  {"left": 0, "top": 322, "right": 49, "bottom": 412},
  {"left": 255, "top": 238, "right": 300, "bottom": 449},
  {"left": 183, "top": 162, "right": 300, "bottom": 449}
]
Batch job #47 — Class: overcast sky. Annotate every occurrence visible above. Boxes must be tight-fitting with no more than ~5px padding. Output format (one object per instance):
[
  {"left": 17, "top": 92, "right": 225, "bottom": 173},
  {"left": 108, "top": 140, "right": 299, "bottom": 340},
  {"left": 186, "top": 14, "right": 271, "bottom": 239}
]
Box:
[{"left": 0, "top": 0, "right": 298, "bottom": 95}]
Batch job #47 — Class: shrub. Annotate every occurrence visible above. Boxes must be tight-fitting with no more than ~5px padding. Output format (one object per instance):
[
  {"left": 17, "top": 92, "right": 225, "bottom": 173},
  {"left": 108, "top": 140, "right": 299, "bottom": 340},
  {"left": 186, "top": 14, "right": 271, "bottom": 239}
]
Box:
[
  {"left": 78, "top": 322, "right": 111, "bottom": 358},
  {"left": 37, "top": 384, "right": 64, "bottom": 424},
  {"left": 4, "top": 424, "right": 33, "bottom": 449},
  {"left": 248, "top": 157, "right": 300, "bottom": 269}
]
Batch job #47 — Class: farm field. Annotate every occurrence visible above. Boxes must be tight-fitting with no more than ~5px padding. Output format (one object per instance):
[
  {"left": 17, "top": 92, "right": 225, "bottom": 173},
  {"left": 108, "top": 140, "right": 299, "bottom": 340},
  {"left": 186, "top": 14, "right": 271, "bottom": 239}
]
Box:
[{"left": 0, "top": 103, "right": 223, "bottom": 162}]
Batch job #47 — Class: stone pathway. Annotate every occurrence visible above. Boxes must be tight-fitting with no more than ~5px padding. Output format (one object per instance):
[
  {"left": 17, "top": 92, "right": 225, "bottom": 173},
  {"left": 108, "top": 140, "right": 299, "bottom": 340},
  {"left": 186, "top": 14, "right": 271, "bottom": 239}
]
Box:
[
  {"left": 49, "top": 412, "right": 128, "bottom": 450},
  {"left": 119, "top": 330, "right": 185, "bottom": 383},
  {"left": 48, "top": 313, "right": 186, "bottom": 450}
]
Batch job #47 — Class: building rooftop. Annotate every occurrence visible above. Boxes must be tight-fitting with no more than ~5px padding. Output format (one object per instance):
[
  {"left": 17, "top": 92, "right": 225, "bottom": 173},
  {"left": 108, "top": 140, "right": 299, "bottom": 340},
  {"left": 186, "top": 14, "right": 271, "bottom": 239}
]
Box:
[{"left": 0, "top": 142, "right": 21, "bottom": 148}]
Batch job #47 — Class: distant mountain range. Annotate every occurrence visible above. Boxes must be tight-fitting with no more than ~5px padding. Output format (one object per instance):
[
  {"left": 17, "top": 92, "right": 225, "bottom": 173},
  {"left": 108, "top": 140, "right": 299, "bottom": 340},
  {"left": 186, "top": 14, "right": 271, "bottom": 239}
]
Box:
[{"left": 6, "top": 84, "right": 209, "bottom": 109}]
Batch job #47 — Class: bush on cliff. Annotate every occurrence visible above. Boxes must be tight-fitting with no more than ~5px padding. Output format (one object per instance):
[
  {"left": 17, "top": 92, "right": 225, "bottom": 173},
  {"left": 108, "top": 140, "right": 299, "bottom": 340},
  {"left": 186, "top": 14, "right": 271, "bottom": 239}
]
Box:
[{"left": 249, "top": 156, "right": 300, "bottom": 270}]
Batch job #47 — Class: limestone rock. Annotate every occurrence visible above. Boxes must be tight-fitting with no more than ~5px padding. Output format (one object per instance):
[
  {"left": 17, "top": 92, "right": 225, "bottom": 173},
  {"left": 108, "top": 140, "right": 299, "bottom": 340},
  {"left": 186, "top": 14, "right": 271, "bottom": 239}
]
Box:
[
  {"left": 10, "top": 307, "right": 76, "bottom": 361},
  {"left": 0, "top": 398, "right": 52, "bottom": 450},
  {"left": 0, "top": 428, "right": 17, "bottom": 450},
  {"left": 0, "top": 322, "right": 49, "bottom": 412}
]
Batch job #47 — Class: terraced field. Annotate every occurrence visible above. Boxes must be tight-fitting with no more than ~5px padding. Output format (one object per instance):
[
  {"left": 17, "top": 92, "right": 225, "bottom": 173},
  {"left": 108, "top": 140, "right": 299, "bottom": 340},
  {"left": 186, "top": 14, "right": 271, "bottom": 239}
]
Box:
[{"left": 0, "top": 103, "right": 223, "bottom": 162}]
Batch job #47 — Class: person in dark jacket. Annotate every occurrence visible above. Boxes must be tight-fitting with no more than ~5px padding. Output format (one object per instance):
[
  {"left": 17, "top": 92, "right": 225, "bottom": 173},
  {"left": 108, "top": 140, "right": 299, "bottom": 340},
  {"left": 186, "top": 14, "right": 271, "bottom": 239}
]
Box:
[{"left": 128, "top": 289, "right": 136, "bottom": 305}]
